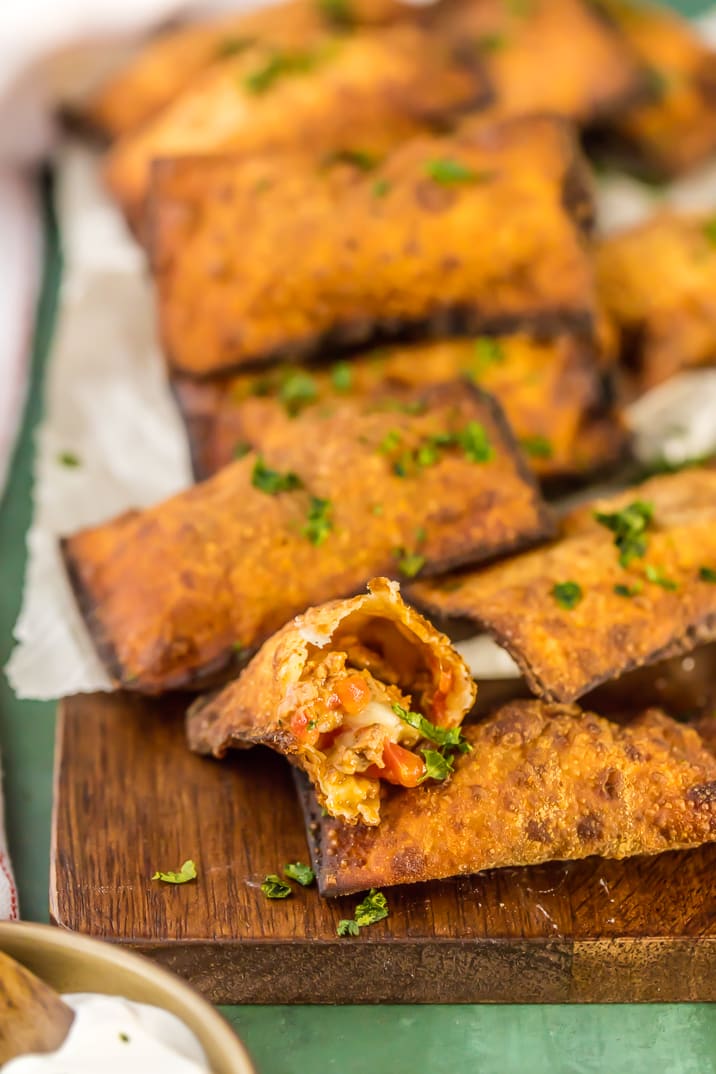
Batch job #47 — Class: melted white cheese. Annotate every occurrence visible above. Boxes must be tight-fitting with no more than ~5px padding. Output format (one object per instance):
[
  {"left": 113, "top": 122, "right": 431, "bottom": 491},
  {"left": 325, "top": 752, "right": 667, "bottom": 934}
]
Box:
[
  {"left": 343, "top": 700, "right": 405, "bottom": 736},
  {"left": 3, "top": 993, "right": 210, "bottom": 1074}
]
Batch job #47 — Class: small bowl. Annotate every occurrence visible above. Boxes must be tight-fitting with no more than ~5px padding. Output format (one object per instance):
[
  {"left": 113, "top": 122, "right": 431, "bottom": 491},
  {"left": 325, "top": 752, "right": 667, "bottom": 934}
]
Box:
[{"left": 0, "top": 921, "right": 255, "bottom": 1074}]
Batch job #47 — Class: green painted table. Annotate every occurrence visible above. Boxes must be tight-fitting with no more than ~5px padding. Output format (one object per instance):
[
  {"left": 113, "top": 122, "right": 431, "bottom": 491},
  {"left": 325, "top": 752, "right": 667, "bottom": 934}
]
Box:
[{"left": 3, "top": 11, "right": 716, "bottom": 1057}]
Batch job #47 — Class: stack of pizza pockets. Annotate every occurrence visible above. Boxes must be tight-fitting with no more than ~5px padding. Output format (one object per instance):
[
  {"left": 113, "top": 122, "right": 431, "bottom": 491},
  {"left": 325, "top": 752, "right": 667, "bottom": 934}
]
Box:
[{"left": 62, "top": 0, "right": 716, "bottom": 891}]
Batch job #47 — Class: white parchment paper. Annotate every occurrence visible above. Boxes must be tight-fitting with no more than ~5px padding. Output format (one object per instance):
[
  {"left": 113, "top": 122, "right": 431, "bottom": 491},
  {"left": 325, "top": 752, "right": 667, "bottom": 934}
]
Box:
[{"left": 8, "top": 14, "right": 716, "bottom": 699}]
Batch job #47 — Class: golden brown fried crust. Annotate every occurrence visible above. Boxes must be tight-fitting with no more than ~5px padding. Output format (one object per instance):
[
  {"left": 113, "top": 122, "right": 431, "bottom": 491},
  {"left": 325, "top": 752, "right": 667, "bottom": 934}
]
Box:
[
  {"left": 596, "top": 211, "right": 716, "bottom": 392},
  {"left": 186, "top": 578, "right": 476, "bottom": 779},
  {"left": 596, "top": 0, "right": 716, "bottom": 178},
  {"left": 62, "top": 382, "right": 552, "bottom": 694},
  {"left": 104, "top": 22, "right": 488, "bottom": 226},
  {"left": 428, "top": 0, "right": 646, "bottom": 124},
  {"left": 410, "top": 469, "right": 716, "bottom": 703},
  {"left": 300, "top": 699, "right": 716, "bottom": 895},
  {"left": 80, "top": 0, "right": 413, "bottom": 139},
  {"left": 172, "top": 332, "right": 627, "bottom": 483},
  {"left": 150, "top": 114, "right": 597, "bottom": 378}
]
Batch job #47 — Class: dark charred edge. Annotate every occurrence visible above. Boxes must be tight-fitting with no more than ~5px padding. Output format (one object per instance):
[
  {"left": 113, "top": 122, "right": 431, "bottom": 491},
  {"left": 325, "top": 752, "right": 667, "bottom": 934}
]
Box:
[
  {"left": 579, "top": 1, "right": 656, "bottom": 121},
  {"left": 538, "top": 417, "right": 634, "bottom": 499},
  {"left": 57, "top": 105, "right": 113, "bottom": 146},
  {"left": 582, "top": 127, "right": 700, "bottom": 185},
  {"left": 166, "top": 307, "right": 598, "bottom": 382},
  {"left": 59, "top": 380, "right": 554, "bottom": 697},
  {"left": 559, "top": 128, "right": 597, "bottom": 237}
]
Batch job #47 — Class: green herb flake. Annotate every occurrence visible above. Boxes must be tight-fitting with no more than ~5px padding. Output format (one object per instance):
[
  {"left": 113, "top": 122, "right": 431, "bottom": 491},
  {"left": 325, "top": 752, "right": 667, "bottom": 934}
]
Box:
[
  {"left": 613, "top": 582, "right": 643, "bottom": 598},
  {"left": 303, "top": 496, "right": 333, "bottom": 546},
  {"left": 279, "top": 371, "right": 318, "bottom": 416},
  {"left": 458, "top": 421, "right": 492, "bottom": 463},
  {"left": 119, "top": 1033, "right": 130, "bottom": 1044},
  {"left": 233, "top": 441, "right": 252, "bottom": 459},
  {"left": 372, "top": 178, "right": 391, "bottom": 199},
  {"left": 330, "top": 361, "right": 353, "bottom": 392},
  {"left": 252, "top": 456, "right": 303, "bottom": 494},
  {"left": 394, "top": 549, "right": 426, "bottom": 578},
  {"left": 645, "top": 564, "right": 678, "bottom": 591},
  {"left": 594, "top": 500, "right": 654, "bottom": 568},
  {"left": 354, "top": 888, "right": 389, "bottom": 927},
  {"left": 471, "top": 337, "right": 505, "bottom": 378},
  {"left": 215, "top": 35, "right": 253, "bottom": 59},
  {"left": 284, "top": 862, "right": 315, "bottom": 886},
  {"left": 699, "top": 566, "right": 716, "bottom": 583},
  {"left": 392, "top": 704, "right": 472, "bottom": 754},
  {"left": 261, "top": 874, "right": 292, "bottom": 899},
  {"left": 552, "top": 581, "right": 583, "bottom": 610},
  {"left": 379, "top": 429, "right": 402, "bottom": 454},
  {"left": 232, "top": 641, "right": 245, "bottom": 655},
  {"left": 151, "top": 859, "right": 197, "bottom": 885},
  {"left": 371, "top": 503, "right": 384, "bottom": 516},
  {"left": 327, "top": 148, "right": 379, "bottom": 171},
  {"left": 337, "top": 918, "right": 360, "bottom": 936},
  {"left": 57, "top": 451, "right": 81, "bottom": 468},
  {"left": 420, "top": 748, "right": 455, "bottom": 782},
  {"left": 244, "top": 49, "right": 317, "bottom": 95},
  {"left": 317, "top": 0, "right": 354, "bottom": 30},
  {"left": 414, "top": 526, "right": 427, "bottom": 545},
  {"left": 703, "top": 217, "right": 716, "bottom": 248},
  {"left": 520, "top": 435, "right": 553, "bottom": 459},
  {"left": 424, "top": 157, "right": 479, "bottom": 185},
  {"left": 477, "top": 32, "right": 507, "bottom": 52}
]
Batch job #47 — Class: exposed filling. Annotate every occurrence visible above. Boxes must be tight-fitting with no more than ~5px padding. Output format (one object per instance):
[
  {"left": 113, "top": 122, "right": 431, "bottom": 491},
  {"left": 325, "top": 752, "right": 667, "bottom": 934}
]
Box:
[{"left": 279, "top": 615, "right": 456, "bottom": 825}]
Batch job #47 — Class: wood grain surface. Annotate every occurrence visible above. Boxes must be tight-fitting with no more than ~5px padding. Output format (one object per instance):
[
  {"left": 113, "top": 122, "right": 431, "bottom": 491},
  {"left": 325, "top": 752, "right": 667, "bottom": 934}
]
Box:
[{"left": 50, "top": 693, "right": 716, "bottom": 1004}]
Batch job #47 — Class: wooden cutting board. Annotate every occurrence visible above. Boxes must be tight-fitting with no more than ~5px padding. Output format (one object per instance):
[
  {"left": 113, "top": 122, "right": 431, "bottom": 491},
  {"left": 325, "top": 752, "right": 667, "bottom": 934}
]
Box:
[{"left": 50, "top": 692, "right": 716, "bottom": 1004}]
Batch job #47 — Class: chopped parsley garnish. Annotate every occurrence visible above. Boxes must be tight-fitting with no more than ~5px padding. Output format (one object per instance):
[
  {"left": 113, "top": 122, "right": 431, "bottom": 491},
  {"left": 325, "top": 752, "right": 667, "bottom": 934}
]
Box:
[
  {"left": 215, "top": 35, "right": 253, "bottom": 59},
  {"left": 424, "top": 158, "right": 479, "bottom": 185},
  {"left": 331, "top": 361, "right": 353, "bottom": 392},
  {"left": 699, "top": 566, "right": 716, "bottom": 583},
  {"left": 594, "top": 500, "right": 654, "bottom": 568},
  {"left": 371, "top": 503, "right": 384, "bottom": 516},
  {"left": 232, "top": 640, "right": 245, "bottom": 654},
  {"left": 394, "top": 549, "right": 426, "bottom": 578},
  {"left": 317, "top": 0, "right": 354, "bottom": 30},
  {"left": 703, "top": 217, "right": 716, "bottom": 248},
  {"left": 233, "top": 441, "right": 252, "bottom": 459},
  {"left": 379, "top": 429, "right": 402, "bottom": 453},
  {"left": 392, "top": 704, "right": 471, "bottom": 753},
  {"left": 414, "top": 526, "right": 427, "bottom": 545},
  {"left": 420, "top": 748, "right": 455, "bottom": 782},
  {"left": 327, "top": 149, "right": 380, "bottom": 171},
  {"left": 477, "top": 32, "right": 507, "bottom": 52},
  {"left": 552, "top": 581, "right": 583, "bottom": 610},
  {"left": 457, "top": 421, "right": 492, "bottom": 462},
  {"left": 614, "top": 582, "right": 643, "bottom": 598},
  {"left": 261, "top": 874, "right": 292, "bottom": 899},
  {"left": 279, "top": 371, "right": 318, "bottom": 415},
  {"left": 303, "top": 496, "right": 333, "bottom": 545},
  {"left": 284, "top": 862, "right": 315, "bottom": 886},
  {"left": 57, "top": 451, "right": 81, "bottom": 467},
  {"left": 468, "top": 337, "right": 505, "bottom": 379},
  {"left": 354, "top": 888, "right": 389, "bottom": 927},
  {"left": 644, "top": 66, "right": 670, "bottom": 99},
  {"left": 372, "top": 178, "right": 391, "bottom": 198},
  {"left": 520, "top": 435, "right": 553, "bottom": 459},
  {"left": 645, "top": 564, "right": 678, "bottom": 591},
  {"left": 119, "top": 1033, "right": 130, "bottom": 1043},
  {"left": 151, "top": 859, "right": 197, "bottom": 884},
  {"left": 244, "top": 49, "right": 317, "bottom": 94},
  {"left": 252, "top": 456, "right": 303, "bottom": 494},
  {"left": 337, "top": 918, "right": 360, "bottom": 937}
]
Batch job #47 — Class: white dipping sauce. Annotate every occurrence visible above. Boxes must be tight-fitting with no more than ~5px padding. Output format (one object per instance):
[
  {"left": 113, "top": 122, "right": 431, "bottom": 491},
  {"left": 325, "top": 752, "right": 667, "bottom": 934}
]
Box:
[{"left": 3, "top": 993, "right": 210, "bottom": 1073}]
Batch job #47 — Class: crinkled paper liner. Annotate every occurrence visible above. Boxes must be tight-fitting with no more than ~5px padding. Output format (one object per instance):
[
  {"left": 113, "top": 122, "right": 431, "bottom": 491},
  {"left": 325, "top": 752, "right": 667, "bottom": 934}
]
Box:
[{"left": 8, "top": 15, "right": 716, "bottom": 698}]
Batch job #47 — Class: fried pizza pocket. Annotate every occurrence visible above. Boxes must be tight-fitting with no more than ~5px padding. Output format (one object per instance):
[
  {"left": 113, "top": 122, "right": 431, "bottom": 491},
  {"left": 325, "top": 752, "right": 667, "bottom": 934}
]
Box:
[
  {"left": 63, "top": 382, "right": 552, "bottom": 694},
  {"left": 151, "top": 115, "right": 596, "bottom": 377},
  {"left": 297, "top": 700, "right": 716, "bottom": 894},
  {"left": 597, "top": 212, "right": 716, "bottom": 392},
  {"left": 186, "top": 578, "right": 476, "bottom": 825},
  {"left": 173, "top": 332, "right": 627, "bottom": 485},
  {"left": 411, "top": 468, "right": 716, "bottom": 702},
  {"left": 104, "top": 22, "right": 488, "bottom": 226}
]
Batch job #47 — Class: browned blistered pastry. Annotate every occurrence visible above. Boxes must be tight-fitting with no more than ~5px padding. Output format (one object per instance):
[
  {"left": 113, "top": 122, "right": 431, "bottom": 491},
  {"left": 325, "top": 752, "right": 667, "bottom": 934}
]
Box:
[
  {"left": 187, "top": 577, "right": 476, "bottom": 825},
  {"left": 596, "top": 0, "right": 716, "bottom": 178},
  {"left": 104, "top": 22, "right": 488, "bottom": 226},
  {"left": 596, "top": 211, "right": 716, "bottom": 392},
  {"left": 80, "top": 0, "right": 413, "bottom": 139},
  {"left": 298, "top": 699, "right": 716, "bottom": 894},
  {"left": 62, "top": 382, "right": 552, "bottom": 694},
  {"left": 151, "top": 114, "right": 596, "bottom": 378},
  {"left": 410, "top": 468, "right": 716, "bottom": 703},
  {"left": 173, "top": 331, "right": 627, "bottom": 484},
  {"left": 429, "top": 0, "right": 645, "bottom": 124}
]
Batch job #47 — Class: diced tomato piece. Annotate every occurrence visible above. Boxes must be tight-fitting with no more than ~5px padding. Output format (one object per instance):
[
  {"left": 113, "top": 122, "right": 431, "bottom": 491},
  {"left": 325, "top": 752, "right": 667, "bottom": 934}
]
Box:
[
  {"left": 370, "top": 740, "right": 425, "bottom": 788},
  {"left": 334, "top": 674, "right": 371, "bottom": 715},
  {"left": 289, "top": 710, "right": 319, "bottom": 745}
]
